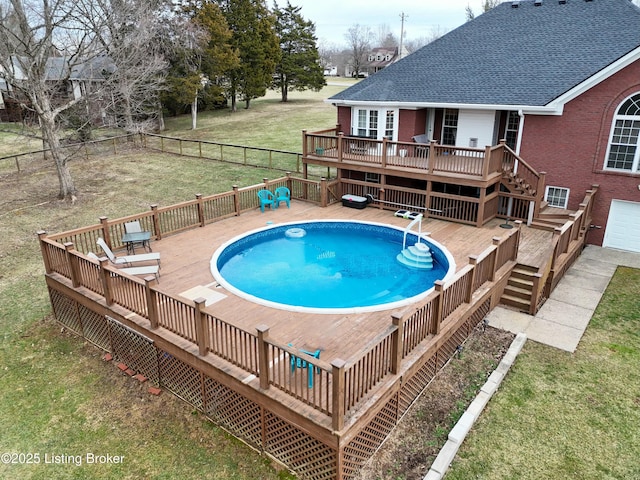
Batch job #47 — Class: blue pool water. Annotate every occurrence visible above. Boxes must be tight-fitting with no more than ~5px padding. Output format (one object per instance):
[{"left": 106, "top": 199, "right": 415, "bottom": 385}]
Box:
[{"left": 211, "top": 221, "right": 456, "bottom": 313}]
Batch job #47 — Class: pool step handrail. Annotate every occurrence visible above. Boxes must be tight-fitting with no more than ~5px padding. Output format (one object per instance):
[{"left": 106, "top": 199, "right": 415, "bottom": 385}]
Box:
[{"left": 402, "top": 214, "right": 425, "bottom": 250}]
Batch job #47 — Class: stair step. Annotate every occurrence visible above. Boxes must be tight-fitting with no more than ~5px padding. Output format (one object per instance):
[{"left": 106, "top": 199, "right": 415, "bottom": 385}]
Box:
[
  {"left": 508, "top": 276, "right": 534, "bottom": 289},
  {"left": 503, "top": 284, "right": 532, "bottom": 300},
  {"left": 530, "top": 220, "right": 559, "bottom": 232},
  {"left": 511, "top": 267, "right": 538, "bottom": 280},
  {"left": 501, "top": 294, "right": 531, "bottom": 311},
  {"left": 396, "top": 253, "right": 433, "bottom": 269}
]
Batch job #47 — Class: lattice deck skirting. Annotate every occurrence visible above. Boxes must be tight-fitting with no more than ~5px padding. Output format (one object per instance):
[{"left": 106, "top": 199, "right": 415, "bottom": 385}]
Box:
[{"left": 48, "top": 285, "right": 492, "bottom": 480}]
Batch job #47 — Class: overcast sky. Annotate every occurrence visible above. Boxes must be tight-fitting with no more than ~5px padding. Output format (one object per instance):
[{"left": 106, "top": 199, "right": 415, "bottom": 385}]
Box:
[{"left": 287, "top": 0, "right": 477, "bottom": 46}]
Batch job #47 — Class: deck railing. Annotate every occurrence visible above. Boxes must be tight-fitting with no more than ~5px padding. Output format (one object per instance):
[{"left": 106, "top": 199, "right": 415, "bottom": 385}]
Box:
[
  {"left": 39, "top": 181, "right": 524, "bottom": 430},
  {"left": 302, "top": 129, "right": 507, "bottom": 180},
  {"left": 46, "top": 174, "right": 321, "bottom": 253}
]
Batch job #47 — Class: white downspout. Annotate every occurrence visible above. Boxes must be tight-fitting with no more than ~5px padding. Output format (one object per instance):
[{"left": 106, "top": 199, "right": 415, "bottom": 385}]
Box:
[
  {"left": 507, "top": 110, "right": 525, "bottom": 220},
  {"left": 516, "top": 110, "right": 535, "bottom": 226}
]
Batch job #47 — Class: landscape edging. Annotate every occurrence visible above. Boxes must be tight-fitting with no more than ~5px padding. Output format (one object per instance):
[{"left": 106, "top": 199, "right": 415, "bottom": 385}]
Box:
[{"left": 423, "top": 332, "right": 528, "bottom": 480}]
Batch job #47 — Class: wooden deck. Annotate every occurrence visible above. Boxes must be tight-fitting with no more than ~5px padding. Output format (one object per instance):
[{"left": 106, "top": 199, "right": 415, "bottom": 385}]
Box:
[{"left": 144, "top": 201, "right": 552, "bottom": 365}]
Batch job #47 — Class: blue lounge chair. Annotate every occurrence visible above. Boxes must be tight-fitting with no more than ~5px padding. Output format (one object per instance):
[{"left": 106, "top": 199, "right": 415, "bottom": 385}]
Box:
[
  {"left": 257, "top": 189, "right": 275, "bottom": 212},
  {"left": 274, "top": 186, "right": 291, "bottom": 209},
  {"left": 288, "top": 343, "right": 321, "bottom": 388}
]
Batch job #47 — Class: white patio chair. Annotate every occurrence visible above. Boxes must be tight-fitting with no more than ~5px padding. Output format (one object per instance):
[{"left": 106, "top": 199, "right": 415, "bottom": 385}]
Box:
[
  {"left": 87, "top": 252, "right": 159, "bottom": 281},
  {"left": 96, "top": 238, "right": 161, "bottom": 267}
]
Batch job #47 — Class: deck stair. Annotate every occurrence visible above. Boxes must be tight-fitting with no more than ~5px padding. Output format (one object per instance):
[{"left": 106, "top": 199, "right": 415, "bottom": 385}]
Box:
[
  {"left": 501, "top": 169, "right": 537, "bottom": 197},
  {"left": 500, "top": 264, "right": 538, "bottom": 312},
  {"left": 531, "top": 204, "right": 574, "bottom": 231},
  {"left": 397, "top": 242, "right": 434, "bottom": 269}
]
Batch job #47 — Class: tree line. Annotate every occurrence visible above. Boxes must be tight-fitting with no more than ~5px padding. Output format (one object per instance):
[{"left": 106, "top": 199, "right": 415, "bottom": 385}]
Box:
[{"left": 0, "top": 0, "right": 325, "bottom": 201}]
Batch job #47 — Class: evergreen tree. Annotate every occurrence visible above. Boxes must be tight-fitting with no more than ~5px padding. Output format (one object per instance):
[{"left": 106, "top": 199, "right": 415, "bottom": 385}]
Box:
[
  {"left": 273, "top": 1, "right": 325, "bottom": 102},
  {"left": 217, "top": 0, "right": 279, "bottom": 111}
]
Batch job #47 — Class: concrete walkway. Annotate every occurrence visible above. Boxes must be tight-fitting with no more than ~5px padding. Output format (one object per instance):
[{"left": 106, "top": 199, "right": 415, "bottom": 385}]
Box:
[{"left": 487, "top": 245, "right": 640, "bottom": 352}]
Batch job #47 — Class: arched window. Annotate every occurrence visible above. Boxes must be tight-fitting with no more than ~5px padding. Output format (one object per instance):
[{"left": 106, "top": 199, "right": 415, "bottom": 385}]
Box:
[{"left": 605, "top": 93, "right": 640, "bottom": 172}]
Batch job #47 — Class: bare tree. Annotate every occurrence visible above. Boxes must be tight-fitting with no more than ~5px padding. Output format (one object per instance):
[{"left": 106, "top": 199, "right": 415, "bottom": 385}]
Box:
[
  {"left": 344, "top": 24, "right": 372, "bottom": 78},
  {"left": 466, "top": 0, "right": 503, "bottom": 21},
  {"left": 0, "top": 0, "right": 170, "bottom": 201},
  {"left": 74, "top": 0, "right": 170, "bottom": 132},
  {"left": 374, "top": 24, "right": 398, "bottom": 48},
  {"left": 403, "top": 26, "right": 448, "bottom": 53}
]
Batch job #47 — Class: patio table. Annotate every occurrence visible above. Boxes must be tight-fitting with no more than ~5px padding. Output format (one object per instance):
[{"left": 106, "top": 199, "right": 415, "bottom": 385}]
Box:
[{"left": 122, "top": 231, "right": 152, "bottom": 254}]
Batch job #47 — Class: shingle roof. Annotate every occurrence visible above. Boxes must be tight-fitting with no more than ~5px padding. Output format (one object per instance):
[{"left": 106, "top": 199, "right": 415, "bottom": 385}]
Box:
[{"left": 330, "top": 0, "right": 640, "bottom": 107}]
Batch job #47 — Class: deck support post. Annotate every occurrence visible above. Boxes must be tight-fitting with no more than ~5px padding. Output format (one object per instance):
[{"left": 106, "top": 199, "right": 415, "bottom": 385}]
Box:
[
  {"left": 99, "top": 216, "right": 111, "bottom": 246},
  {"left": 98, "top": 257, "right": 114, "bottom": 305},
  {"left": 256, "top": 325, "right": 270, "bottom": 390},
  {"left": 145, "top": 277, "right": 159, "bottom": 330},
  {"left": 320, "top": 177, "right": 328, "bottom": 207},
  {"left": 232, "top": 185, "right": 240, "bottom": 215},
  {"left": 196, "top": 194, "right": 205, "bottom": 227},
  {"left": 467, "top": 255, "right": 479, "bottom": 302},
  {"left": 428, "top": 141, "right": 437, "bottom": 174},
  {"left": 391, "top": 314, "right": 404, "bottom": 374},
  {"left": 37, "top": 231, "right": 52, "bottom": 274},
  {"left": 194, "top": 298, "right": 208, "bottom": 356},
  {"left": 150, "top": 204, "right": 161, "bottom": 240},
  {"left": 381, "top": 138, "right": 388, "bottom": 168},
  {"left": 331, "top": 359, "right": 346, "bottom": 432},
  {"left": 64, "top": 243, "right": 80, "bottom": 288},
  {"left": 491, "top": 238, "right": 501, "bottom": 282},
  {"left": 302, "top": 129, "right": 308, "bottom": 157},
  {"left": 482, "top": 144, "right": 492, "bottom": 179},
  {"left": 513, "top": 221, "right": 523, "bottom": 259},
  {"left": 286, "top": 172, "right": 293, "bottom": 194},
  {"left": 433, "top": 280, "right": 444, "bottom": 335},
  {"left": 529, "top": 273, "right": 543, "bottom": 315}
]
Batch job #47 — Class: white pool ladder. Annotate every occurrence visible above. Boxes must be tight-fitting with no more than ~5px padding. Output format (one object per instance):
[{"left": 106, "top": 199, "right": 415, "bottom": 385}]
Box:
[{"left": 398, "top": 214, "right": 434, "bottom": 269}]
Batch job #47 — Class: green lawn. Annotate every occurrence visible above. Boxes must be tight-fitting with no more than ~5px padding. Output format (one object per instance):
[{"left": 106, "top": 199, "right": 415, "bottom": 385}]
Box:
[{"left": 446, "top": 267, "right": 640, "bottom": 480}]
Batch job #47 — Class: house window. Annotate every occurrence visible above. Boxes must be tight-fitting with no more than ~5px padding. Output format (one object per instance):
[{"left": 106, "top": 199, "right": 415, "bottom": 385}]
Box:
[
  {"left": 504, "top": 111, "right": 519, "bottom": 150},
  {"left": 385, "top": 110, "right": 394, "bottom": 139},
  {"left": 442, "top": 109, "right": 458, "bottom": 145},
  {"left": 604, "top": 93, "right": 640, "bottom": 173},
  {"left": 353, "top": 108, "right": 397, "bottom": 140},
  {"left": 365, "top": 172, "right": 380, "bottom": 183},
  {"left": 545, "top": 186, "right": 569, "bottom": 209}
]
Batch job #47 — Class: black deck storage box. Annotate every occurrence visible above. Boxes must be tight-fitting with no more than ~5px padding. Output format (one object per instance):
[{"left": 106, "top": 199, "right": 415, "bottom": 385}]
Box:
[{"left": 341, "top": 194, "right": 368, "bottom": 209}]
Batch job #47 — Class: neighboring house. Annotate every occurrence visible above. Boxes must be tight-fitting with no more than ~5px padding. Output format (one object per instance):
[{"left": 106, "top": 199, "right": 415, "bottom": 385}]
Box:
[
  {"left": 366, "top": 46, "right": 409, "bottom": 74},
  {"left": 323, "top": 66, "right": 338, "bottom": 76},
  {"left": 1, "top": 55, "right": 112, "bottom": 124},
  {"left": 316, "top": 0, "right": 640, "bottom": 252}
]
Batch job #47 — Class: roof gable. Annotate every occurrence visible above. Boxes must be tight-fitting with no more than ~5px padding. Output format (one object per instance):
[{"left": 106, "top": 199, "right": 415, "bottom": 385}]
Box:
[{"left": 331, "top": 0, "right": 640, "bottom": 109}]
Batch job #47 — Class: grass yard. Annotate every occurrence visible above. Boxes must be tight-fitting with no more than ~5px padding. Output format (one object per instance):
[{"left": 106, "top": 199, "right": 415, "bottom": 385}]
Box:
[
  {"left": 446, "top": 267, "right": 640, "bottom": 480},
  {"left": 161, "top": 82, "right": 355, "bottom": 152}
]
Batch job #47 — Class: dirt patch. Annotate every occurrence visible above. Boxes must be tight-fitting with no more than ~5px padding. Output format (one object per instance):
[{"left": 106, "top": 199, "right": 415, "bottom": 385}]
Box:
[{"left": 356, "top": 324, "right": 515, "bottom": 480}]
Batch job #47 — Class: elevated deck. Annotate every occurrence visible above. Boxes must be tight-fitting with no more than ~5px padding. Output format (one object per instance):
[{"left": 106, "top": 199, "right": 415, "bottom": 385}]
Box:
[{"left": 40, "top": 176, "right": 597, "bottom": 479}]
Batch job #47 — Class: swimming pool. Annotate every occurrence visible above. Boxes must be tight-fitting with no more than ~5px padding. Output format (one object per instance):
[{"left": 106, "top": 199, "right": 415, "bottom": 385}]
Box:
[{"left": 211, "top": 221, "right": 456, "bottom": 314}]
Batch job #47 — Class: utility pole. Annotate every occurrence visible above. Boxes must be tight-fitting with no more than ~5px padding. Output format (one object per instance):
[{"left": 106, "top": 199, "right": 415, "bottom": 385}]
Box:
[{"left": 399, "top": 12, "right": 408, "bottom": 59}]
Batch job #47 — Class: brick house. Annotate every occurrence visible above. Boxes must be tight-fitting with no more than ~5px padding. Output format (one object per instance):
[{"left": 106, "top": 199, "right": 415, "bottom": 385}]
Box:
[{"left": 313, "top": 0, "right": 640, "bottom": 252}]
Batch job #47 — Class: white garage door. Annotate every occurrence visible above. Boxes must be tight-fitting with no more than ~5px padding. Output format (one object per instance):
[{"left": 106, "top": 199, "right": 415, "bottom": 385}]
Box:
[{"left": 603, "top": 200, "right": 640, "bottom": 253}]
